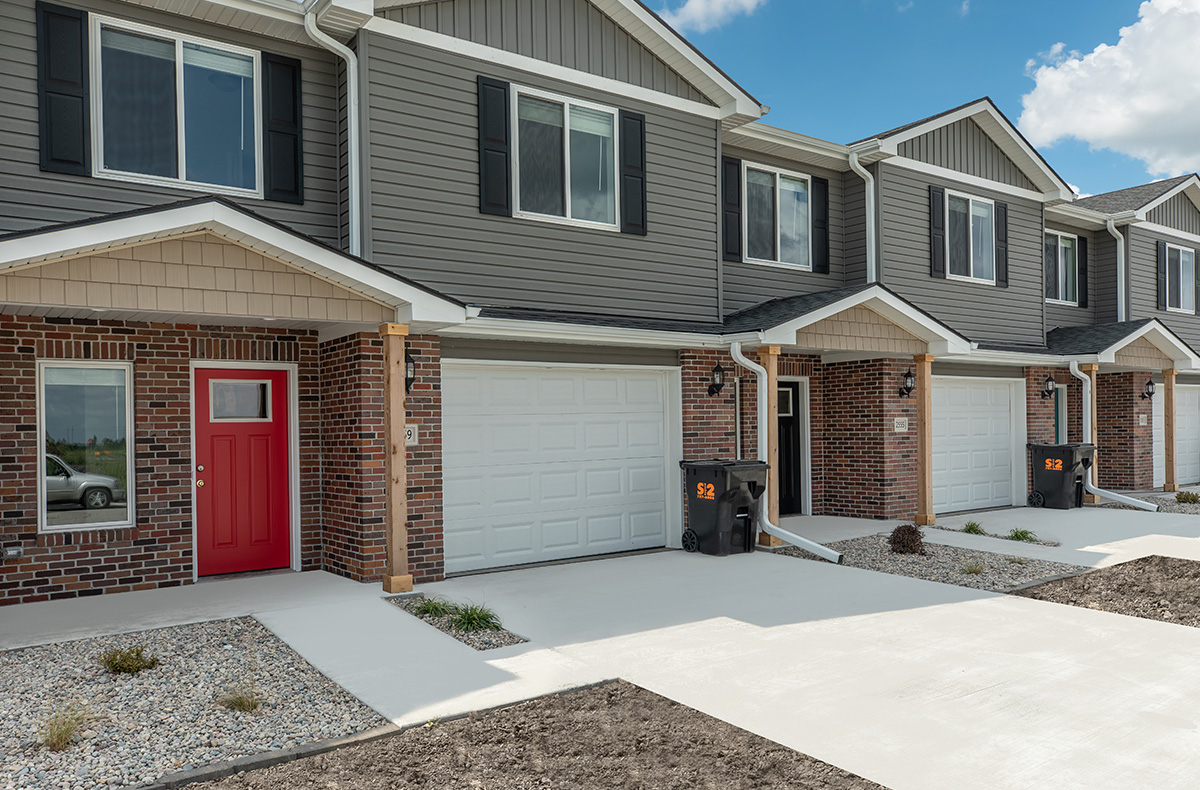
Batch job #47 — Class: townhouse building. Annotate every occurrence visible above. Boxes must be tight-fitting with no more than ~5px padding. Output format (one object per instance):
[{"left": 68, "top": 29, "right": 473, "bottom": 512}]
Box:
[{"left": 3, "top": 0, "right": 1199, "bottom": 604}]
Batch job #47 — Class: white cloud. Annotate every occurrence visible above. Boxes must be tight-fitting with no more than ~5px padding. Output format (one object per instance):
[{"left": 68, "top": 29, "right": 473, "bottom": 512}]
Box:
[
  {"left": 1068, "top": 183, "right": 1093, "bottom": 199},
  {"left": 959, "top": 0, "right": 970, "bottom": 16},
  {"left": 659, "top": 0, "right": 766, "bottom": 34},
  {"left": 897, "top": 1, "right": 914, "bottom": 11},
  {"left": 1019, "top": 0, "right": 1200, "bottom": 177}
]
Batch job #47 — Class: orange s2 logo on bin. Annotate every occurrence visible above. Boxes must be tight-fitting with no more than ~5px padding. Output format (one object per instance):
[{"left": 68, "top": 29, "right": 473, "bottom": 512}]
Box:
[
  {"left": 697, "top": 482, "right": 715, "bottom": 500},
  {"left": 1044, "top": 458, "right": 1063, "bottom": 471}
]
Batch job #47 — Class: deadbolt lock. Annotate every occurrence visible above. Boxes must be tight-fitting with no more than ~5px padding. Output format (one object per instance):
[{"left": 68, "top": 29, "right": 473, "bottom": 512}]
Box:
[{"left": 196, "top": 480, "right": 205, "bottom": 487}]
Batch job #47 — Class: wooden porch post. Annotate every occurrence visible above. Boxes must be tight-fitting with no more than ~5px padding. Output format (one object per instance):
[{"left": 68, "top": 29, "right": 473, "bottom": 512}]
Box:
[
  {"left": 1164, "top": 368, "right": 1178, "bottom": 492},
  {"left": 914, "top": 353, "right": 935, "bottom": 526},
  {"left": 1080, "top": 363, "right": 1099, "bottom": 502},
  {"left": 379, "top": 323, "right": 412, "bottom": 593},
  {"left": 758, "top": 346, "right": 783, "bottom": 547}
]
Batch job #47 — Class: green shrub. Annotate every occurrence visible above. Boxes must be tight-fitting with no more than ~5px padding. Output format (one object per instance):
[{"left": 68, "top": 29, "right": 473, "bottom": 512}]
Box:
[
  {"left": 1007, "top": 528, "right": 1038, "bottom": 543},
  {"left": 98, "top": 645, "right": 159, "bottom": 675},
  {"left": 411, "top": 596, "right": 457, "bottom": 618},
  {"left": 962, "top": 521, "right": 985, "bottom": 535},
  {"left": 40, "top": 702, "right": 89, "bottom": 751},
  {"left": 449, "top": 603, "right": 503, "bottom": 632},
  {"left": 961, "top": 561, "right": 986, "bottom": 575},
  {"left": 887, "top": 524, "right": 927, "bottom": 555},
  {"left": 1005, "top": 556, "right": 1029, "bottom": 565},
  {"left": 1177, "top": 491, "right": 1200, "bottom": 504}
]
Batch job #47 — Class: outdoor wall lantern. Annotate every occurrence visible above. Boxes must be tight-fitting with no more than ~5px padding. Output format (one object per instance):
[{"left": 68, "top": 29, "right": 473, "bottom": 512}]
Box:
[
  {"left": 405, "top": 351, "right": 417, "bottom": 393},
  {"left": 899, "top": 370, "right": 915, "bottom": 398},
  {"left": 1041, "top": 375, "right": 1056, "bottom": 399},
  {"left": 1141, "top": 379, "right": 1156, "bottom": 400},
  {"left": 708, "top": 363, "right": 726, "bottom": 396}
]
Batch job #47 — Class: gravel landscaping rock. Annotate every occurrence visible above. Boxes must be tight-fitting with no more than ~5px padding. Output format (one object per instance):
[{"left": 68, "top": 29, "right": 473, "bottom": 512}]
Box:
[
  {"left": 1101, "top": 493, "right": 1197, "bottom": 513},
  {"left": 388, "top": 596, "right": 528, "bottom": 651},
  {"left": 927, "top": 523, "right": 1061, "bottom": 546},
  {"left": 1012, "top": 554, "right": 1200, "bottom": 626},
  {"left": 195, "top": 680, "right": 888, "bottom": 790},
  {"left": 0, "top": 617, "right": 383, "bottom": 789},
  {"left": 777, "top": 534, "right": 1089, "bottom": 592}
]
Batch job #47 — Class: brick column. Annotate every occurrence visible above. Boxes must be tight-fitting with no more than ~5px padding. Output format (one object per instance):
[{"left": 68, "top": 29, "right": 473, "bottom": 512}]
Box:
[
  {"left": 1164, "top": 369, "right": 1178, "bottom": 492},
  {"left": 379, "top": 323, "right": 412, "bottom": 594},
  {"left": 914, "top": 354, "right": 934, "bottom": 526},
  {"left": 757, "top": 346, "right": 782, "bottom": 546}
]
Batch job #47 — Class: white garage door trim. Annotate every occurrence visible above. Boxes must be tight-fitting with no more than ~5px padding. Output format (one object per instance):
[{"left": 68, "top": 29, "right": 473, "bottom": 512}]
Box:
[
  {"left": 931, "top": 375, "right": 1027, "bottom": 514},
  {"left": 440, "top": 359, "right": 684, "bottom": 574},
  {"left": 1155, "top": 384, "right": 1200, "bottom": 488}
]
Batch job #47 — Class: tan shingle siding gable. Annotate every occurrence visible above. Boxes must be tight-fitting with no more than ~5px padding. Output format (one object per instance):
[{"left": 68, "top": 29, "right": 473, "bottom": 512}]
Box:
[{"left": 793, "top": 306, "right": 927, "bottom": 354}]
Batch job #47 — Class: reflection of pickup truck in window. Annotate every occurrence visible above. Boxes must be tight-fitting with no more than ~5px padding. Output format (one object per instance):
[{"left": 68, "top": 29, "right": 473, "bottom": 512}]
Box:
[{"left": 45, "top": 454, "right": 127, "bottom": 509}]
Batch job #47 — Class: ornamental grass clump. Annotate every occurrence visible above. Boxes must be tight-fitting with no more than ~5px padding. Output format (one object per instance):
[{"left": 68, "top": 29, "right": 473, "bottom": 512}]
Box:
[
  {"left": 217, "top": 680, "right": 262, "bottom": 713},
  {"left": 39, "top": 701, "right": 89, "bottom": 752},
  {"left": 449, "top": 603, "right": 504, "bottom": 632},
  {"left": 98, "top": 644, "right": 159, "bottom": 675},
  {"left": 888, "top": 524, "right": 927, "bottom": 556},
  {"left": 962, "top": 521, "right": 985, "bottom": 535},
  {"left": 411, "top": 596, "right": 457, "bottom": 618},
  {"left": 961, "top": 561, "right": 986, "bottom": 575},
  {"left": 1007, "top": 528, "right": 1039, "bottom": 543},
  {"left": 1177, "top": 491, "right": 1200, "bottom": 504}
]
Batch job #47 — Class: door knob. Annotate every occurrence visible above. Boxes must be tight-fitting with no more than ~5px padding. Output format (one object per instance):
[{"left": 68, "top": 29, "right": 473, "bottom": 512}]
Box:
[{"left": 196, "top": 480, "right": 205, "bottom": 487}]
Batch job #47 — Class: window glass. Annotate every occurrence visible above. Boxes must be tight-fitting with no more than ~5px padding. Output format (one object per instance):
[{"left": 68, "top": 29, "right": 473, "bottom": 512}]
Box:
[
  {"left": 746, "top": 168, "right": 776, "bottom": 261},
  {"left": 971, "top": 200, "right": 994, "bottom": 280},
  {"left": 1169, "top": 246, "right": 1182, "bottom": 309},
  {"left": 1044, "top": 234, "right": 1059, "bottom": 300},
  {"left": 948, "top": 196, "right": 970, "bottom": 277},
  {"left": 568, "top": 106, "right": 615, "bottom": 225},
  {"left": 1183, "top": 249, "right": 1196, "bottom": 312},
  {"left": 777, "top": 387, "right": 793, "bottom": 418},
  {"left": 211, "top": 381, "right": 269, "bottom": 420},
  {"left": 183, "top": 43, "right": 255, "bottom": 189},
  {"left": 517, "top": 95, "right": 565, "bottom": 217},
  {"left": 1060, "top": 236, "right": 1077, "bottom": 303},
  {"left": 101, "top": 27, "right": 177, "bottom": 178},
  {"left": 779, "top": 175, "right": 810, "bottom": 266},
  {"left": 41, "top": 366, "right": 131, "bottom": 530}
]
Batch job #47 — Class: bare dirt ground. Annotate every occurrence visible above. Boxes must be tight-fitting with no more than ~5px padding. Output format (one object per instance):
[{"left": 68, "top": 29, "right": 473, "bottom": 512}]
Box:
[
  {"left": 1012, "top": 554, "right": 1200, "bottom": 627},
  {"left": 197, "top": 681, "right": 888, "bottom": 790}
]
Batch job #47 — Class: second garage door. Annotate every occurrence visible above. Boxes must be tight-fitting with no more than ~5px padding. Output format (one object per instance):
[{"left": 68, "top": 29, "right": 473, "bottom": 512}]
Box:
[
  {"left": 441, "top": 363, "right": 674, "bottom": 574},
  {"left": 931, "top": 378, "right": 1019, "bottom": 513},
  {"left": 1154, "top": 385, "right": 1200, "bottom": 487}
]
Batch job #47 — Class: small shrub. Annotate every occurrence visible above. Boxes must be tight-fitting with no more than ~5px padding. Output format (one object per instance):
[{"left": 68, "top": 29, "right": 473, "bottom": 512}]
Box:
[
  {"left": 962, "top": 521, "right": 985, "bottom": 535},
  {"left": 887, "top": 524, "right": 927, "bottom": 555},
  {"left": 961, "top": 561, "right": 986, "bottom": 575},
  {"left": 449, "top": 603, "right": 503, "bottom": 632},
  {"left": 217, "top": 681, "right": 261, "bottom": 713},
  {"left": 40, "top": 702, "right": 88, "bottom": 752},
  {"left": 1177, "top": 491, "right": 1200, "bottom": 504},
  {"left": 1005, "top": 556, "right": 1029, "bottom": 565},
  {"left": 98, "top": 645, "right": 159, "bottom": 675},
  {"left": 1007, "top": 528, "right": 1039, "bottom": 543},
  {"left": 411, "top": 596, "right": 457, "bottom": 618}
]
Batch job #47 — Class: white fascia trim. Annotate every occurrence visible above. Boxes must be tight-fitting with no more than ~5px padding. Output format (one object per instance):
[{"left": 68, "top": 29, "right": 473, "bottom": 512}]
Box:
[
  {"left": 362, "top": 17, "right": 726, "bottom": 120},
  {"left": 726, "top": 123, "right": 851, "bottom": 166},
  {"left": 1137, "top": 176, "right": 1200, "bottom": 217},
  {"left": 941, "top": 349, "right": 1095, "bottom": 366},
  {"left": 0, "top": 202, "right": 467, "bottom": 324},
  {"left": 884, "top": 158, "right": 1053, "bottom": 203},
  {"left": 1097, "top": 321, "right": 1200, "bottom": 370},
  {"left": 1134, "top": 221, "right": 1200, "bottom": 248}
]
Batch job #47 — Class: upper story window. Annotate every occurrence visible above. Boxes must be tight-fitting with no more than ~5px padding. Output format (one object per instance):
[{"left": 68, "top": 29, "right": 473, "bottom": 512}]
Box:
[
  {"left": 743, "top": 163, "right": 811, "bottom": 270},
  {"left": 513, "top": 87, "right": 618, "bottom": 230},
  {"left": 946, "top": 191, "right": 995, "bottom": 282},
  {"left": 1044, "top": 231, "right": 1079, "bottom": 305},
  {"left": 92, "top": 17, "right": 261, "bottom": 196},
  {"left": 1165, "top": 243, "right": 1196, "bottom": 313}
]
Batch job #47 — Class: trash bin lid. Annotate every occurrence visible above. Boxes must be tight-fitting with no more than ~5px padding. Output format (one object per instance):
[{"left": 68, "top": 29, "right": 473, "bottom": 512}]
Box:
[{"left": 680, "top": 458, "right": 769, "bottom": 470}]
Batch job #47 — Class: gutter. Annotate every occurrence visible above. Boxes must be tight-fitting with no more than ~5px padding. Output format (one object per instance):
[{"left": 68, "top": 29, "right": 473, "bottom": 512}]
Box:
[
  {"left": 304, "top": 11, "right": 362, "bottom": 258},
  {"left": 1105, "top": 219, "right": 1127, "bottom": 322},
  {"left": 729, "top": 342, "right": 843, "bottom": 563},
  {"left": 848, "top": 146, "right": 878, "bottom": 283}
]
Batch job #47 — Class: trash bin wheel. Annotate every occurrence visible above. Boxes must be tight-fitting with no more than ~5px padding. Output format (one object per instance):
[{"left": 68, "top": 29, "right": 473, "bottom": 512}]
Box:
[
  {"left": 1027, "top": 491, "right": 1045, "bottom": 508},
  {"left": 681, "top": 529, "right": 699, "bottom": 553}
]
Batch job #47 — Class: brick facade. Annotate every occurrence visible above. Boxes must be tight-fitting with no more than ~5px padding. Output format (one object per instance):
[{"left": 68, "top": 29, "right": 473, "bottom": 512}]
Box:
[
  {"left": 1096, "top": 371, "right": 1155, "bottom": 490},
  {"left": 404, "top": 335, "right": 444, "bottom": 583}
]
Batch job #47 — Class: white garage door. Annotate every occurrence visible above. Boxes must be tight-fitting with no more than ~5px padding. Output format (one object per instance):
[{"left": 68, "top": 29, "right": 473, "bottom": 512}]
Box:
[
  {"left": 442, "top": 363, "right": 672, "bottom": 573},
  {"left": 932, "top": 379, "right": 1018, "bottom": 513},
  {"left": 1155, "top": 386, "right": 1200, "bottom": 487}
]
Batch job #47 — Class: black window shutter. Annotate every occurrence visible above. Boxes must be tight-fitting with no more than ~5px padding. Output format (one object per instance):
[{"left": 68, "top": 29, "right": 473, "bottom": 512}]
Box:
[
  {"left": 811, "top": 176, "right": 829, "bottom": 274},
  {"left": 1077, "top": 236, "right": 1088, "bottom": 308},
  {"left": 994, "top": 201, "right": 1009, "bottom": 288},
  {"left": 721, "top": 156, "right": 742, "bottom": 262},
  {"left": 37, "top": 1, "right": 90, "bottom": 176},
  {"left": 929, "top": 185, "right": 945, "bottom": 278},
  {"left": 619, "top": 110, "right": 647, "bottom": 235},
  {"left": 1158, "top": 240, "right": 1169, "bottom": 310},
  {"left": 262, "top": 53, "right": 304, "bottom": 204},
  {"left": 477, "top": 76, "right": 511, "bottom": 216}
]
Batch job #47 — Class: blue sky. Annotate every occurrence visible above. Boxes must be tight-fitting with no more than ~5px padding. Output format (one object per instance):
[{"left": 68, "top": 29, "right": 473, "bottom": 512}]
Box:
[{"left": 661, "top": 0, "right": 1199, "bottom": 197}]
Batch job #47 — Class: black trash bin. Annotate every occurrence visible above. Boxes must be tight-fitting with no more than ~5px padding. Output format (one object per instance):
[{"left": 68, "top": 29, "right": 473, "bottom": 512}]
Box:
[
  {"left": 679, "top": 459, "right": 769, "bottom": 556},
  {"left": 1028, "top": 443, "right": 1096, "bottom": 509}
]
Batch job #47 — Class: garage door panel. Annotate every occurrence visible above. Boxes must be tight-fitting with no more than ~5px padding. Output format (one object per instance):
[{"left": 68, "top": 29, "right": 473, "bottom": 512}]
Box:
[
  {"left": 446, "top": 414, "right": 666, "bottom": 464},
  {"left": 932, "top": 379, "right": 1017, "bottom": 514},
  {"left": 445, "top": 461, "right": 666, "bottom": 521},
  {"left": 444, "top": 369, "right": 665, "bottom": 417}
]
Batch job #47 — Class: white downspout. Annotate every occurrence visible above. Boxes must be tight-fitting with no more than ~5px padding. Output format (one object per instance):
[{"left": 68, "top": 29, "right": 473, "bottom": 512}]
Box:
[
  {"left": 1068, "top": 361, "right": 1158, "bottom": 511},
  {"left": 305, "top": 12, "right": 362, "bottom": 258},
  {"left": 1106, "top": 219, "right": 1126, "bottom": 322},
  {"left": 848, "top": 149, "right": 877, "bottom": 283},
  {"left": 730, "top": 342, "right": 844, "bottom": 563}
]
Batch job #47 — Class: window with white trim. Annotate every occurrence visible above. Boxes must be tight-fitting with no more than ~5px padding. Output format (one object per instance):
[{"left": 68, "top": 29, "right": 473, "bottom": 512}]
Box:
[
  {"left": 38, "top": 361, "right": 134, "bottom": 532},
  {"left": 946, "top": 192, "right": 995, "bottom": 282},
  {"left": 1166, "top": 243, "right": 1196, "bottom": 312},
  {"left": 92, "top": 16, "right": 261, "bottom": 195},
  {"left": 743, "top": 163, "right": 811, "bottom": 269},
  {"left": 1044, "top": 231, "right": 1079, "bottom": 304},
  {"left": 512, "top": 86, "right": 618, "bottom": 229}
]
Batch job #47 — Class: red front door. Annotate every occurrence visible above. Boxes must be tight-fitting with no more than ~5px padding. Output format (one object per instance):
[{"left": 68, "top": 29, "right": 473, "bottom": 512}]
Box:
[{"left": 195, "top": 368, "right": 291, "bottom": 576}]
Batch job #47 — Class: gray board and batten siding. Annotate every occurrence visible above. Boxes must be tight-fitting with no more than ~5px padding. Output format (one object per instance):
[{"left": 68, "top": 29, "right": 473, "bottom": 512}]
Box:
[
  {"left": 1127, "top": 224, "right": 1200, "bottom": 350},
  {"left": 0, "top": 0, "right": 342, "bottom": 243},
  {"left": 1043, "top": 220, "right": 1096, "bottom": 331},
  {"left": 1147, "top": 192, "right": 1200, "bottom": 236},
  {"left": 877, "top": 162, "right": 1046, "bottom": 347},
  {"left": 896, "top": 117, "right": 1037, "bottom": 192},
  {"left": 383, "top": 0, "right": 711, "bottom": 105},
  {"left": 363, "top": 32, "right": 721, "bottom": 321},
  {"left": 719, "top": 145, "right": 848, "bottom": 315}
]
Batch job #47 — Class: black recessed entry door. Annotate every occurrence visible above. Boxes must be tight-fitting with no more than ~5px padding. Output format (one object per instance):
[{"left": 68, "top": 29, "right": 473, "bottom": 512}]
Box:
[{"left": 777, "top": 381, "right": 803, "bottom": 516}]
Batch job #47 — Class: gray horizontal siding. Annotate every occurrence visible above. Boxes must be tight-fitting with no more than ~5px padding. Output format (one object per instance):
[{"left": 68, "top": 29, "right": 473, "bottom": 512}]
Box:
[
  {"left": 719, "top": 146, "right": 847, "bottom": 315},
  {"left": 386, "top": 0, "right": 709, "bottom": 104},
  {"left": 1147, "top": 193, "right": 1200, "bottom": 236},
  {"left": 878, "top": 162, "right": 1045, "bottom": 346},
  {"left": 897, "top": 118, "right": 1036, "bottom": 191},
  {"left": 365, "top": 33, "right": 719, "bottom": 321},
  {"left": 843, "top": 167, "right": 868, "bottom": 285},
  {"left": 0, "top": 0, "right": 342, "bottom": 243},
  {"left": 440, "top": 337, "right": 679, "bottom": 365},
  {"left": 1128, "top": 225, "right": 1200, "bottom": 350},
  {"left": 1043, "top": 221, "right": 1095, "bottom": 330},
  {"left": 1091, "top": 232, "right": 1119, "bottom": 324}
]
